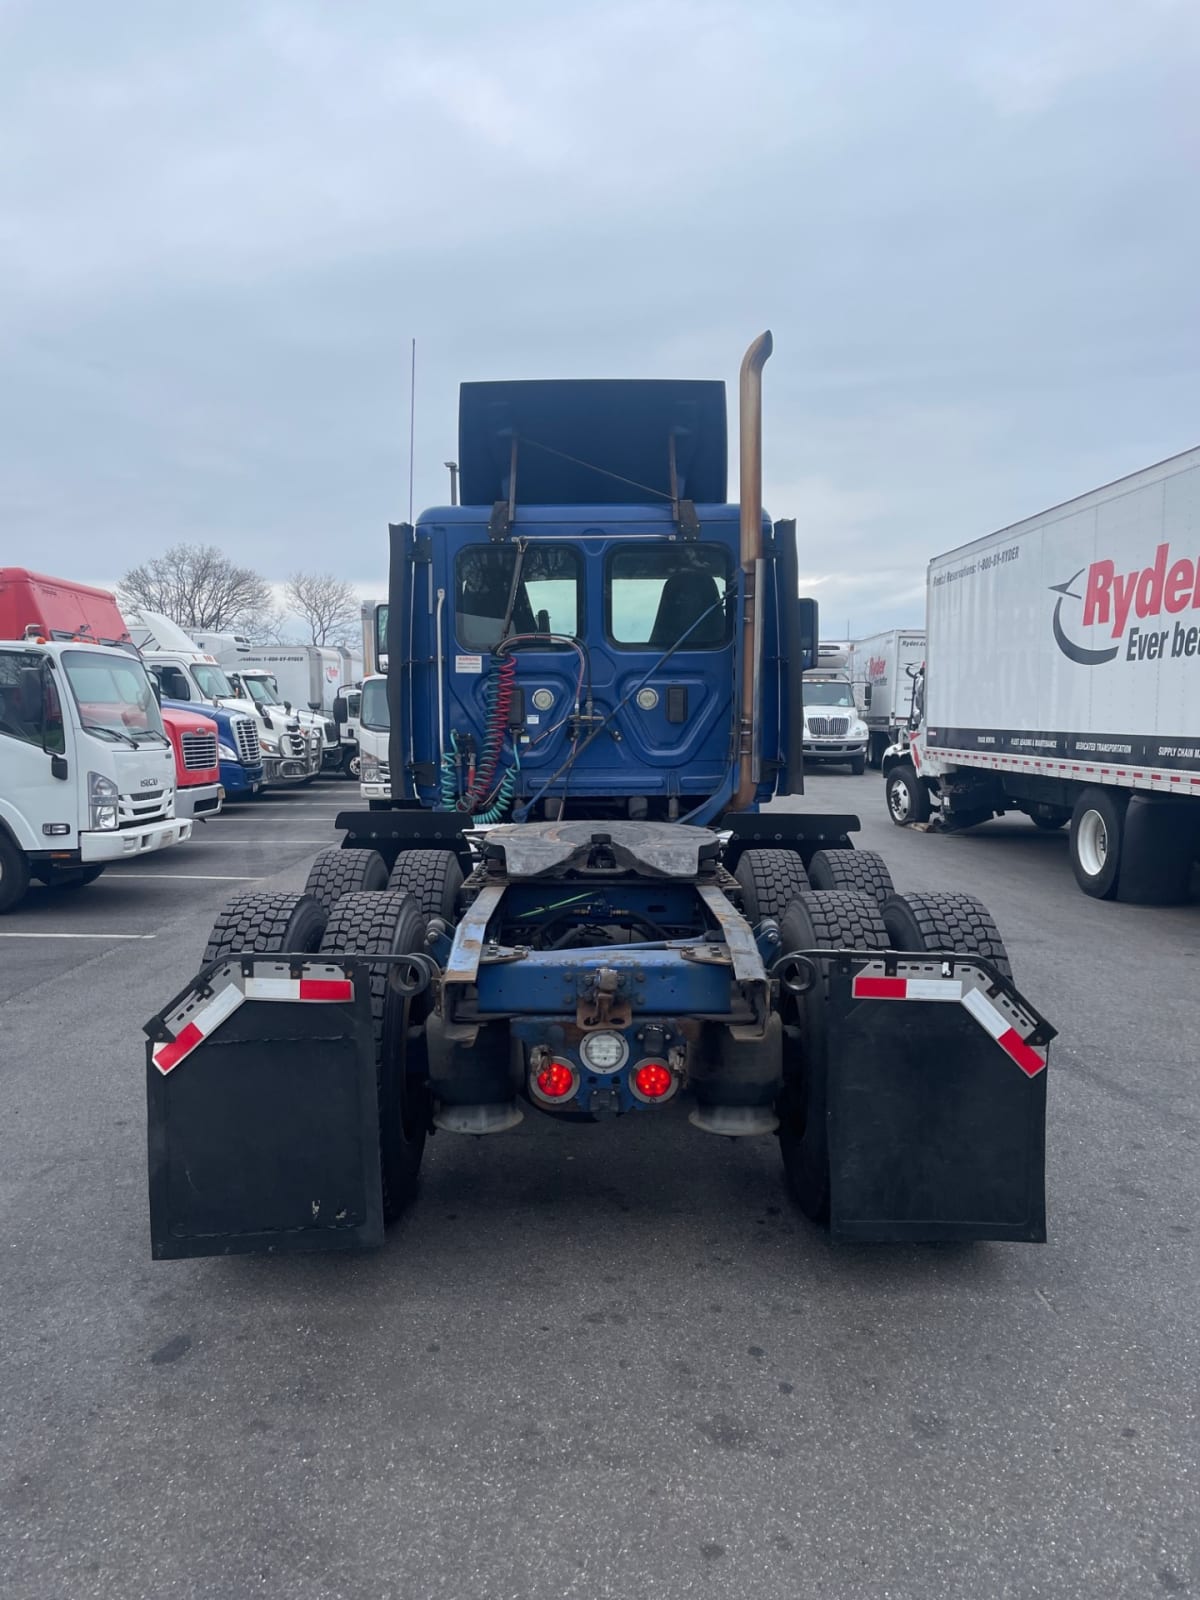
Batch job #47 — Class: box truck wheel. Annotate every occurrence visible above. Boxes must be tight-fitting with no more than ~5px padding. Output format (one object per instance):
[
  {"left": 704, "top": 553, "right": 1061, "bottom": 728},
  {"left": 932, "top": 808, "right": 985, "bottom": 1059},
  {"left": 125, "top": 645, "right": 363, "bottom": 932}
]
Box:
[
  {"left": 734, "top": 847, "right": 810, "bottom": 924},
  {"left": 850, "top": 751, "right": 866, "bottom": 776},
  {"left": 304, "top": 846, "right": 388, "bottom": 915},
  {"left": 388, "top": 849, "right": 464, "bottom": 921},
  {"left": 881, "top": 891, "right": 1012, "bottom": 979},
  {"left": 320, "top": 891, "right": 429, "bottom": 1221},
  {"left": 202, "top": 891, "right": 327, "bottom": 964},
  {"left": 776, "top": 890, "right": 890, "bottom": 1224},
  {"left": 885, "top": 763, "right": 930, "bottom": 826},
  {"left": 0, "top": 831, "right": 31, "bottom": 915},
  {"left": 34, "top": 864, "right": 106, "bottom": 890},
  {"left": 1069, "top": 787, "right": 1128, "bottom": 900},
  {"left": 869, "top": 733, "right": 888, "bottom": 769},
  {"left": 807, "top": 848, "right": 894, "bottom": 906}
]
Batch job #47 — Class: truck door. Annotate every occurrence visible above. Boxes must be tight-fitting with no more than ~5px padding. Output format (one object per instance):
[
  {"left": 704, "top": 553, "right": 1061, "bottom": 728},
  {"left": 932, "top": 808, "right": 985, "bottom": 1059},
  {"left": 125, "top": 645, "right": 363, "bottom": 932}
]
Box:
[{"left": 0, "top": 649, "right": 71, "bottom": 850}]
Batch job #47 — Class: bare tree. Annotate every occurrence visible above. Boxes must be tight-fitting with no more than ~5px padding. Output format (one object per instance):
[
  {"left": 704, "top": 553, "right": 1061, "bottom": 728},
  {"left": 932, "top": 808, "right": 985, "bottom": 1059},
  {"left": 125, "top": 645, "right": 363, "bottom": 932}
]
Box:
[
  {"left": 119, "top": 543, "right": 274, "bottom": 634},
  {"left": 284, "top": 571, "right": 360, "bottom": 646}
]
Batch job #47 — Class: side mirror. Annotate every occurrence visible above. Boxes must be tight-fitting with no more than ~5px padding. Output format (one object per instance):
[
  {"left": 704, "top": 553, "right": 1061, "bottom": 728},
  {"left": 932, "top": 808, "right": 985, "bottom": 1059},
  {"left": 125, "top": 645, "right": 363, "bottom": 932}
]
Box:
[
  {"left": 332, "top": 695, "right": 347, "bottom": 725},
  {"left": 862, "top": 683, "right": 872, "bottom": 709},
  {"left": 795, "top": 597, "right": 819, "bottom": 672},
  {"left": 150, "top": 678, "right": 162, "bottom": 706},
  {"left": 307, "top": 700, "right": 320, "bottom": 712}
]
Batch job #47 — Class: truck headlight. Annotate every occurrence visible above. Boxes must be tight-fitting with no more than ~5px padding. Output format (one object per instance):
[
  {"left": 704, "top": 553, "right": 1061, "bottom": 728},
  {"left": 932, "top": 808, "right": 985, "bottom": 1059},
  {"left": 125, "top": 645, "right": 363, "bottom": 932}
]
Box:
[
  {"left": 218, "top": 742, "right": 237, "bottom": 761},
  {"left": 260, "top": 734, "right": 280, "bottom": 753},
  {"left": 88, "top": 771, "right": 119, "bottom": 830},
  {"left": 851, "top": 721, "right": 868, "bottom": 739},
  {"left": 360, "top": 753, "right": 380, "bottom": 782}
]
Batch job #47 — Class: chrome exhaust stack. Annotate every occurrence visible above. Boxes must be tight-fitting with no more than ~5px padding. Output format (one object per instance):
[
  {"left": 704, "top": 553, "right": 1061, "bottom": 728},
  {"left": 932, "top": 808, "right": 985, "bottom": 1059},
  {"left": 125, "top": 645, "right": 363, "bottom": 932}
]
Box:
[{"left": 730, "top": 330, "right": 773, "bottom": 811}]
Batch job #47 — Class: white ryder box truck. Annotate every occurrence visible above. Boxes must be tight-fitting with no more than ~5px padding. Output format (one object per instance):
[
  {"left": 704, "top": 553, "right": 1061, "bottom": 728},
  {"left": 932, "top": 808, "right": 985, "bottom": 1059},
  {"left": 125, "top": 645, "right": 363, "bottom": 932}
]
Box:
[
  {"left": 884, "top": 446, "right": 1200, "bottom": 904},
  {"left": 849, "top": 628, "right": 925, "bottom": 767}
]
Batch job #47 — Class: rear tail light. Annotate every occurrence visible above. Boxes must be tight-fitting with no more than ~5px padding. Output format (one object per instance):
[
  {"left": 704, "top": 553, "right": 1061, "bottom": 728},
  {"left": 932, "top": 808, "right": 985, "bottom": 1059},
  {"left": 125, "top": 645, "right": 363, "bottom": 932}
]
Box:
[
  {"left": 631, "top": 1060, "right": 675, "bottom": 1103},
  {"left": 532, "top": 1059, "right": 578, "bottom": 1104}
]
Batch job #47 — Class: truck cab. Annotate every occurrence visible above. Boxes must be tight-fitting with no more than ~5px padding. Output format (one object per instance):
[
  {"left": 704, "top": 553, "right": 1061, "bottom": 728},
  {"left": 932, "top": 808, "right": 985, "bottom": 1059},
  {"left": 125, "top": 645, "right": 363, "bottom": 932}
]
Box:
[
  {"left": 158, "top": 703, "right": 224, "bottom": 819},
  {"left": 0, "top": 637, "right": 190, "bottom": 912},
  {"left": 222, "top": 669, "right": 324, "bottom": 780},
  {"left": 801, "top": 669, "right": 870, "bottom": 774},
  {"left": 354, "top": 673, "right": 389, "bottom": 803}
]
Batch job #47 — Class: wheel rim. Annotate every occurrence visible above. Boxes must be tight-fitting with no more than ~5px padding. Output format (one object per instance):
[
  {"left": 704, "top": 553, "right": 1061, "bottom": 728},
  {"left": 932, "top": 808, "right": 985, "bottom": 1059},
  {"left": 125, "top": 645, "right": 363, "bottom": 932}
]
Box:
[
  {"left": 1077, "top": 809, "right": 1108, "bottom": 877},
  {"left": 889, "top": 776, "right": 911, "bottom": 822}
]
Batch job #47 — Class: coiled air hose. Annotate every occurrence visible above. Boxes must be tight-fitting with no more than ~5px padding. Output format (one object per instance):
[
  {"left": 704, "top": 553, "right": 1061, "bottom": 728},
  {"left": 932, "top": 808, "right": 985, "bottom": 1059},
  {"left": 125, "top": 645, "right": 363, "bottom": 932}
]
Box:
[{"left": 457, "top": 653, "right": 515, "bottom": 814}]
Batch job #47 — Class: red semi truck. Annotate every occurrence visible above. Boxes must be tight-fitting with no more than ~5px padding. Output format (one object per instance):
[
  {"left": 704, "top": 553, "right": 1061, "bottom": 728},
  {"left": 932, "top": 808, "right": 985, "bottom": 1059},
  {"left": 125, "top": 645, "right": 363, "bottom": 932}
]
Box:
[{"left": 0, "top": 571, "right": 223, "bottom": 820}]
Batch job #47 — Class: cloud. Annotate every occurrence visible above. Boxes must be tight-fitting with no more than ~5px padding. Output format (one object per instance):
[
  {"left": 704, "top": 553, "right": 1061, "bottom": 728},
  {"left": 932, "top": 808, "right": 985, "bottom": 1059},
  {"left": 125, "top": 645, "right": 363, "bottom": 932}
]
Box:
[{"left": 0, "top": 0, "right": 1197, "bottom": 639}]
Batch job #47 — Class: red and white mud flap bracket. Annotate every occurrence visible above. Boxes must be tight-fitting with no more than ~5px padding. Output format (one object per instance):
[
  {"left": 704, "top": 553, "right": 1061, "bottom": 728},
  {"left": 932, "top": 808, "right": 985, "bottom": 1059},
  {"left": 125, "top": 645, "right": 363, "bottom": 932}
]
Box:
[
  {"left": 786, "top": 952, "right": 1054, "bottom": 1244},
  {"left": 145, "top": 956, "right": 386, "bottom": 1260}
]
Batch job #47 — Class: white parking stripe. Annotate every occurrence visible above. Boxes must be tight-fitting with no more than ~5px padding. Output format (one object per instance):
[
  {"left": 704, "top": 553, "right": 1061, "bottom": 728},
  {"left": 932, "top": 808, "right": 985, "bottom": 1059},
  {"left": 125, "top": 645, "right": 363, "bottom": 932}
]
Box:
[
  {"left": 0, "top": 931, "right": 157, "bottom": 940},
  {"left": 109, "top": 873, "right": 262, "bottom": 881}
]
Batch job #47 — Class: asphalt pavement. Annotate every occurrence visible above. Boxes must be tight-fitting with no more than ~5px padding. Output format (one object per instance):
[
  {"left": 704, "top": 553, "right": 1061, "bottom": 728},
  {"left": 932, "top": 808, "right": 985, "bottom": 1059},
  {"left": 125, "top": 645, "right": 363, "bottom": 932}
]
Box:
[{"left": 2, "top": 772, "right": 1196, "bottom": 1599}]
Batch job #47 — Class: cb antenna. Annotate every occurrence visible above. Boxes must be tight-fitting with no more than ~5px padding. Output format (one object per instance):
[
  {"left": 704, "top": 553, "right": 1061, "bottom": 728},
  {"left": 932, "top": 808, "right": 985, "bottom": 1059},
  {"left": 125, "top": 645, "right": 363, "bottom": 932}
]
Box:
[{"left": 407, "top": 336, "right": 416, "bottom": 526}]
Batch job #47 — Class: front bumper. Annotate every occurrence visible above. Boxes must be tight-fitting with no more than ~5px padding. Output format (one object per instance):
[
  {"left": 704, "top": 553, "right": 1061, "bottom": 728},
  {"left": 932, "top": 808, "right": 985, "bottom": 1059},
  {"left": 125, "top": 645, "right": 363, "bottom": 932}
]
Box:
[
  {"left": 81, "top": 817, "right": 192, "bottom": 861},
  {"left": 262, "top": 754, "right": 312, "bottom": 786},
  {"left": 803, "top": 741, "right": 868, "bottom": 759},
  {"left": 174, "top": 782, "right": 224, "bottom": 820}
]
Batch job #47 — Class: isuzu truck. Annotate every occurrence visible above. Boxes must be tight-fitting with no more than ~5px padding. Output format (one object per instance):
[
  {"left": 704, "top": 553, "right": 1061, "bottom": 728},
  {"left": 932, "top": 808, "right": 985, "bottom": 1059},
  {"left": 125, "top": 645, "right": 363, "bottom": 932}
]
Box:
[
  {"left": 0, "top": 571, "right": 191, "bottom": 912},
  {"left": 884, "top": 446, "right": 1200, "bottom": 903}
]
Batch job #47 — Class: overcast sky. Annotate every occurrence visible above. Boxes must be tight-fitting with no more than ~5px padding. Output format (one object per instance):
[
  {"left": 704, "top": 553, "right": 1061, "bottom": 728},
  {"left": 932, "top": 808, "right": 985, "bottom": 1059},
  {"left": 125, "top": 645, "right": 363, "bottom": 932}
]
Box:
[{"left": 2, "top": 0, "right": 1197, "bottom": 636}]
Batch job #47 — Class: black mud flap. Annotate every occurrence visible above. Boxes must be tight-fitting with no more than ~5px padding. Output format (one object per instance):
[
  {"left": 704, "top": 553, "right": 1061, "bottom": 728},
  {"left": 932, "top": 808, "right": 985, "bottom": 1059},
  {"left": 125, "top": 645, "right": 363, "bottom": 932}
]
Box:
[
  {"left": 822, "top": 955, "right": 1051, "bottom": 1243},
  {"left": 146, "top": 958, "right": 383, "bottom": 1259}
]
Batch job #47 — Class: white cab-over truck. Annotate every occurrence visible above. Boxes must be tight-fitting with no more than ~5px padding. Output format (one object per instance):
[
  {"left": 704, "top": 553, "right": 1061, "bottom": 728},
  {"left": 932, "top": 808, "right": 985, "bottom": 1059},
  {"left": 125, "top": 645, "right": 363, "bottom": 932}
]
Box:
[
  {"left": 848, "top": 628, "right": 925, "bottom": 767},
  {"left": 0, "top": 636, "right": 190, "bottom": 912},
  {"left": 884, "top": 446, "right": 1200, "bottom": 904},
  {"left": 802, "top": 643, "right": 870, "bottom": 773}
]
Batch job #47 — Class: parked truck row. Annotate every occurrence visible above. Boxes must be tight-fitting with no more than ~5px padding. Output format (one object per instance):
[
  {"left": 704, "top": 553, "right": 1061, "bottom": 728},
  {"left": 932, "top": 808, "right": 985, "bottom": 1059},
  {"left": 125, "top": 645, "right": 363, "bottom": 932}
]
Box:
[{"left": 0, "top": 571, "right": 364, "bottom": 913}]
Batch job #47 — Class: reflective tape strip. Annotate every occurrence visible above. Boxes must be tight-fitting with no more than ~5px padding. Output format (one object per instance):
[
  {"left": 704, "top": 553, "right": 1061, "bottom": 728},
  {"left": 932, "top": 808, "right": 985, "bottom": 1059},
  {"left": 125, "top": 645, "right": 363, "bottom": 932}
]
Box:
[
  {"left": 243, "top": 977, "right": 354, "bottom": 1002},
  {"left": 152, "top": 983, "right": 243, "bottom": 1075},
  {"left": 960, "top": 987, "right": 1046, "bottom": 1078},
  {"left": 853, "top": 967, "right": 1047, "bottom": 1079},
  {"left": 154, "top": 972, "right": 353, "bottom": 1075},
  {"left": 853, "top": 976, "right": 962, "bottom": 1002}
]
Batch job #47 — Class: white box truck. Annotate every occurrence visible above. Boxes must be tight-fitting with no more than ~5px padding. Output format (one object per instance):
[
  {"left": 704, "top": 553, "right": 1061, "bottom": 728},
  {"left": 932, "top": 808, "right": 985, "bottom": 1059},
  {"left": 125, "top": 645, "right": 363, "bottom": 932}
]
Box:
[
  {"left": 849, "top": 628, "right": 925, "bottom": 767},
  {"left": 883, "top": 446, "right": 1200, "bottom": 904}
]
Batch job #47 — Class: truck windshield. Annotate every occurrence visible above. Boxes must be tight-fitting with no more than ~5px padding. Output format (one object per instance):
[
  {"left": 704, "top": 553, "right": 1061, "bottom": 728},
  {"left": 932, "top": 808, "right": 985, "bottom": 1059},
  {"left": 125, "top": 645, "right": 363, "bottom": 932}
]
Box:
[
  {"left": 361, "top": 679, "right": 389, "bottom": 731},
  {"left": 62, "top": 649, "right": 166, "bottom": 742},
  {"left": 192, "top": 664, "right": 235, "bottom": 700},
  {"left": 236, "top": 675, "right": 281, "bottom": 707},
  {"left": 805, "top": 680, "right": 856, "bottom": 708}
]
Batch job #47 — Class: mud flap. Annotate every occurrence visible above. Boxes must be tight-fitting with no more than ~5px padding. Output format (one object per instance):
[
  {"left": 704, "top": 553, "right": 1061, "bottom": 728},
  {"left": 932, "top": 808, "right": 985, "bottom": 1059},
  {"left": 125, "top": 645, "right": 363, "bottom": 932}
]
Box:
[
  {"left": 823, "top": 956, "right": 1050, "bottom": 1243},
  {"left": 146, "top": 959, "right": 383, "bottom": 1259}
]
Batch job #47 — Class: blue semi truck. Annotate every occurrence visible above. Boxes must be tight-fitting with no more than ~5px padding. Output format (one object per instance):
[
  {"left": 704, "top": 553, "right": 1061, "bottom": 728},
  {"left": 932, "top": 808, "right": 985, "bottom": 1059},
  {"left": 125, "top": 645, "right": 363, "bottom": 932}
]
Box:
[
  {"left": 157, "top": 696, "right": 263, "bottom": 799},
  {"left": 146, "top": 335, "right": 1055, "bottom": 1258}
]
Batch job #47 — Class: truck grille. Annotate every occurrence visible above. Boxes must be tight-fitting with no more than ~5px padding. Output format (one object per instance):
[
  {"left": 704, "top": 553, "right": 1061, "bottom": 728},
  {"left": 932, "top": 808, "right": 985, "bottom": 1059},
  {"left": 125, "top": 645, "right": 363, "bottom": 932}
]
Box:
[
  {"left": 118, "top": 789, "right": 170, "bottom": 827},
  {"left": 808, "top": 716, "right": 850, "bottom": 736},
  {"left": 180, "top": 730, "right": 218, "bottom": 771},
  {"left": 233, "top": 717, "right": 260, "bottom": 766}
]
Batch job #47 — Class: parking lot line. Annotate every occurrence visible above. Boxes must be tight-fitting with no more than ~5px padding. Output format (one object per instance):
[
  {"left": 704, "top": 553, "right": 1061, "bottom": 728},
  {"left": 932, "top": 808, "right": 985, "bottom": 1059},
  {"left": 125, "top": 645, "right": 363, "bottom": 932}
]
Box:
[
  {"left": 0, "top": 931, "right": 156, "bottom": 940},
  {"left": 111, "top": 873, "right": 262, "bottom": 881},
  {"left": 181, "top": 838, "right": 333, "bottom": 845}
]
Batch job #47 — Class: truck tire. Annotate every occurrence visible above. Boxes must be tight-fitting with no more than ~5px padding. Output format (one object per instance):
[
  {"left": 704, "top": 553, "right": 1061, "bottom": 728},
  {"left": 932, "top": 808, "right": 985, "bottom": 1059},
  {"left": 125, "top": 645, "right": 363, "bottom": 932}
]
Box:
[
  {"left": 1069, "top": 787, "right": 1127, "bottom": 900},
  {"left": 734, "top": 848, "right": 810, "bottom": 923},
  {"left": 850, "top": 751, "right": 866, "bottom": 776},
  {"left": 885, "top": 762, "right": 930, "bottom": 826},
  {"left": 320, "top": 891, "right": 429, "bottom": 1222},
  {"left": 0, "top": 831, "right": 31, "bottom": 915},
  {"left": 1031, "top": 811, "right": 1069, "bottom": 831},
  {"left": 388, "top": 849, "right": 463, "bottom": 921},
  {"left": 304, "top": 846, "right": 388, "bottom": 914},
  {"left": 202, "top": 891, "right": 327, "bottom": 964},
  {"left": 776, "top": 891, "right": 890, "bottom": 1224},
  {"left": 881, "top": 891, "right": 1012, "bottom": 980},
  {"left": 807, "top": 848, "right": 895, "bottom": 905}
]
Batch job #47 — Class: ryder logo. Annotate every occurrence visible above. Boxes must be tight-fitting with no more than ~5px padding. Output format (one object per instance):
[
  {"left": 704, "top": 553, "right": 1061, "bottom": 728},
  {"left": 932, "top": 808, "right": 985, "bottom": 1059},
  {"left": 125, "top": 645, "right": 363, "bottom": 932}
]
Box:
[
  {"left": 867, "top": 655, "right": 887, "bottom": 680},
  {"left": 1051, "top": 543, "right": 1200, "bottom": 666}
]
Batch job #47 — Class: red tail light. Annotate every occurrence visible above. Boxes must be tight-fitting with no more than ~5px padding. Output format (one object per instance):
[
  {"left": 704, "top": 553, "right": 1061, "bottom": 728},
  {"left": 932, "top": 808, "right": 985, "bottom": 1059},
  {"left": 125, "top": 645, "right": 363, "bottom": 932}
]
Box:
[
  {"left": 533, "top": 1060, "right": 577, "bottom": 1102},
  {"left": 631, "top": 1061, "right": 673, "bottom": 1102}
]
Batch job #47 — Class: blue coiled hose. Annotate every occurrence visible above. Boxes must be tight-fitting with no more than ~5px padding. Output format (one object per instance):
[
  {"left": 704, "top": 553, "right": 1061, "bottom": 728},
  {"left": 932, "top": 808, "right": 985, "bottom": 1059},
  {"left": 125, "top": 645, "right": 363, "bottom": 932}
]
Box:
[{"left": 440, "top": 728, "right": 520, "bottom": 824}]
